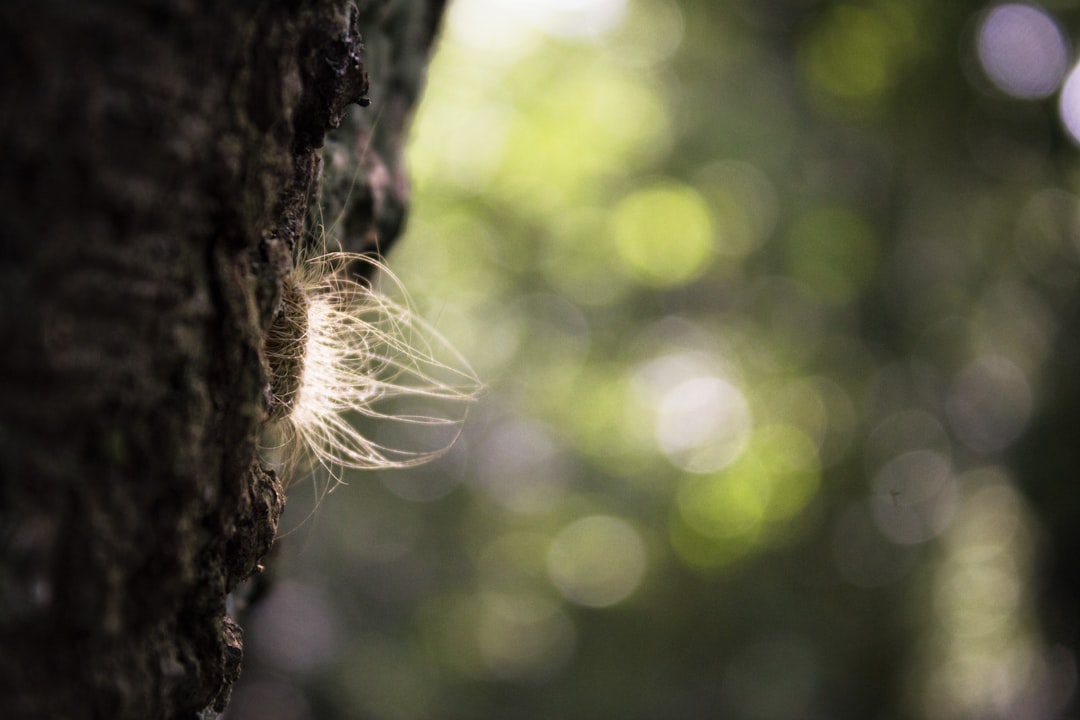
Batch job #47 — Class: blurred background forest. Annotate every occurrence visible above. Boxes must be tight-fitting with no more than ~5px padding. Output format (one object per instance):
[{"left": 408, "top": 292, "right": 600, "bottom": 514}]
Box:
[{"left": 228, "top": 0, "right": 1080, "bottom": 718}]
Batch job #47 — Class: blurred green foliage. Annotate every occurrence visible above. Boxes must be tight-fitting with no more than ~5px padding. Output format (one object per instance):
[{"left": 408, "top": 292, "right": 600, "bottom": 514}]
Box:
[{"left": 229, "top": 1, "right": 1080, "bottom": 718}]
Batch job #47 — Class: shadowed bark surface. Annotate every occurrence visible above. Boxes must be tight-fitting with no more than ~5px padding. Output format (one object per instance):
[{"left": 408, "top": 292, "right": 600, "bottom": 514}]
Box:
[{"left": 0, "top": 1, "right": 446, "bottom": 717}]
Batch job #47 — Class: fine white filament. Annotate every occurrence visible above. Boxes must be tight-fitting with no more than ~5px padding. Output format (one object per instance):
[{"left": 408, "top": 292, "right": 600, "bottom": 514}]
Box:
[{"left": 264, "top": 252, "right": 479, "bottom": 487}]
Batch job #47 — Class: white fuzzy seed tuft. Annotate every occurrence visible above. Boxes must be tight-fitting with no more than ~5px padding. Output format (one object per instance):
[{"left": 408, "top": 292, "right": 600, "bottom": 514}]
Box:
[{"left": 262, "top": 251, "right": 479, "bottom": 488}]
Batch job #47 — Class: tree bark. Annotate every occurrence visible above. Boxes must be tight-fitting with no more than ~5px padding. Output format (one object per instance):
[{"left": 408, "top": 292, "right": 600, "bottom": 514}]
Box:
[{"left": 0, "top": 1, "right": 446, "bottom": 717}]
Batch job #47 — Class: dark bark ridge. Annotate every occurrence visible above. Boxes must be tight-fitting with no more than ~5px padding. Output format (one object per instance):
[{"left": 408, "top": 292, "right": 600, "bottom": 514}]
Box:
[{"left": 0, "top": 1, "right": 446, "bottom": 717}]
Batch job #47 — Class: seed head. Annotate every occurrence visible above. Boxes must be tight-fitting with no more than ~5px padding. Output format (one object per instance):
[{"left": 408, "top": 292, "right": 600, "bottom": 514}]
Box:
[{"left": 262, "top": 251, "right": 478, "bottom": 487}]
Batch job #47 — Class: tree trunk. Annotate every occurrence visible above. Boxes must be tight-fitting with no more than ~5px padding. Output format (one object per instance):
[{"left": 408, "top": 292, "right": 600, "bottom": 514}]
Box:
[{"left": 0, "top": 1, "right": 446, "bottom": 717}]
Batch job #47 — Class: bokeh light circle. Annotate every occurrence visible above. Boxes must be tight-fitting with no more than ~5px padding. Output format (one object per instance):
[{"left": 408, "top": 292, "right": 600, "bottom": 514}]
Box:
[
  {"left": 976, "top": 4, "right": 1068, "bottom": 99},
  {"left": 1059, "top": 61, "right": 1080, "bottom": 145},
  {"left": 871, "top": 450, "right": 957, "bottom": 545},
  {"left": 674, "top": 424, "right": 821, "bottom": 544},
  {"left": 474, "top": 593, "right": 577, "bottom": 681},
  {"left": 612, "top": 182, "right": 715, "bottom": 287},
  {"left": 945, "top": 355, "right": 1033, "bottom": 454},
  {"left": 547, "top": 515, "right": 647, "bottom": 607},
  {"left": 655, "top": 376, "right": 752, "bottom": 473}
]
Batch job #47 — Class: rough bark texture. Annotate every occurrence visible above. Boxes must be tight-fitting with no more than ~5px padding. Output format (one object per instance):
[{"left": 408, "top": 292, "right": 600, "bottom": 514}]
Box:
[{"left": 0, "top": 1, "right": 446, "bottom": 717}]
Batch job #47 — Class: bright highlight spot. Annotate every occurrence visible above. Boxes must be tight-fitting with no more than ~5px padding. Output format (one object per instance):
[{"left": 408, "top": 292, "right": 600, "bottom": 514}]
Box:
[
  {"left": 547, "top": 515, "right": 647, "bottom": 607},
  {"left": 977, "top": 4, "right": 1068, "bottom": 99},
  {"left": 1059, "top": 62, "right": 1080, "bottom": 145},
  {"left": 448, "top": 0, "right": 628, "bottom": 54},
  {"left": 612, "top": 182, "right": 715, "bottom": 287},
  {"left": 656, "top": 376, "right": 752, "bottom": 473},
  {"left": 516, "top": 0, "right": 628, "bottom": 39}
]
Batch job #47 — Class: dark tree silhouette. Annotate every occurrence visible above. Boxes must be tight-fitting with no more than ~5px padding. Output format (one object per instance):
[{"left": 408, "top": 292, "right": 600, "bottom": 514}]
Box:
[{"left": 0, "top": 1, "right": 446, "bottom": 717}]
